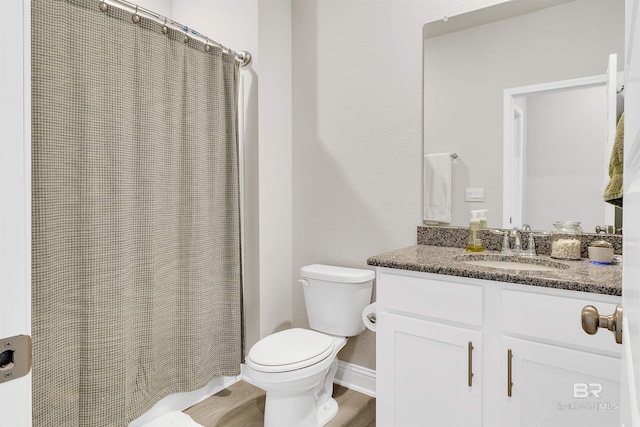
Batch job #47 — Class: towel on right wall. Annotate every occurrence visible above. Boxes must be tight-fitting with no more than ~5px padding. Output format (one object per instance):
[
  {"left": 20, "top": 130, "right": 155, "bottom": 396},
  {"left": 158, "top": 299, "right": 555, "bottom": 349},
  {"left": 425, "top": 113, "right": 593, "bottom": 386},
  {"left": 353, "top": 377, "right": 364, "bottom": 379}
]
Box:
[{"left": 604, "top": 113, "right": 624, "bottom": 207}]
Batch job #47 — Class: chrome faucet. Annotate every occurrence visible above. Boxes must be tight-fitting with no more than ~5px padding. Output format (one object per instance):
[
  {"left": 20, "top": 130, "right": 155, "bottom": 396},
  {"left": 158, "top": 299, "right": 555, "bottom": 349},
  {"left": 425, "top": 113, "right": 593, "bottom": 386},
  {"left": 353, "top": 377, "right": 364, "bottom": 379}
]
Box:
[{"left": 491, "top": 227, "right": 531, "bottom": 256}]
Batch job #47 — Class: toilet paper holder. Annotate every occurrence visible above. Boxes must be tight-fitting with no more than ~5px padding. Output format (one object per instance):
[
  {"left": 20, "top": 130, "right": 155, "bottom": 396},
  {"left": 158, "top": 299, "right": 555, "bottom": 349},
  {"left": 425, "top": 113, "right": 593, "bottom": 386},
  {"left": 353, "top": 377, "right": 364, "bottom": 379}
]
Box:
[{"left": 362, "top": 303, "right": 377, "bottom": 332}]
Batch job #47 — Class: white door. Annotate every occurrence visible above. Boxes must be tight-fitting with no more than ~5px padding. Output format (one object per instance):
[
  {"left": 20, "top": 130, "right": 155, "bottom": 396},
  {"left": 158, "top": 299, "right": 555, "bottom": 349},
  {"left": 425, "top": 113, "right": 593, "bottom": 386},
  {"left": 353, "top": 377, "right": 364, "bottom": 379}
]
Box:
[
  {"left": 622, "top": 0, "right": 640, "bottom": 425},
  {"left": 0, "top": 0, "right": 32, "bottom": 425}
]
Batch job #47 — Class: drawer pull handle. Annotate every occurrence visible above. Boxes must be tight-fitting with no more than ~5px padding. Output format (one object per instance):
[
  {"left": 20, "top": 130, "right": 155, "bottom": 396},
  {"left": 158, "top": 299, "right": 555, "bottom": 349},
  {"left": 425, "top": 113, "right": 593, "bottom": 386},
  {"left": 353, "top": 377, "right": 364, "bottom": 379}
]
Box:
[
  {"left": 468, "top": 341, "right": 474, "bottom": 387},
  {"left": 507, "top": 349, "right": 513, "bottom": 397}
]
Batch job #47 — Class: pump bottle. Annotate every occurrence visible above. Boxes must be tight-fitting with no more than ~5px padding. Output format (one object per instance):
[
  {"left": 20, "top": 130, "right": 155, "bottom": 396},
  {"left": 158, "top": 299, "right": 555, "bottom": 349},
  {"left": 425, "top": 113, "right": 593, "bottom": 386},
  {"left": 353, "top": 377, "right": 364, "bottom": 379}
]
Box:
[
  {"left": 466, "top": 210, "right": 485, "bottom": 252},
  {"left": 478, "top": 209, "right": 489, "bottom": 229}
]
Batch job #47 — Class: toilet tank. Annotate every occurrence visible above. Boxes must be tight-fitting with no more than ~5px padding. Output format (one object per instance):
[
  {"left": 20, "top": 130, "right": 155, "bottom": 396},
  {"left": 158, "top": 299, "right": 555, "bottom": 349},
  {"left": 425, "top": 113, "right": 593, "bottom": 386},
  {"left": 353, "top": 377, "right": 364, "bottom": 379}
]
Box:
[{"left": 300, "top": 264, "right": 375, "bottom": 337}]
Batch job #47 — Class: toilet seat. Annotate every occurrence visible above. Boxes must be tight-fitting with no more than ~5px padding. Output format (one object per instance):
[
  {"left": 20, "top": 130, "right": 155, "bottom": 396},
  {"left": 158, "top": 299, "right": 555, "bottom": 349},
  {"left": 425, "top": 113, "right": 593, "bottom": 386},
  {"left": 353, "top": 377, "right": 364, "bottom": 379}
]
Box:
[{"left": 246, "top": 328, "right": 334, "bottom": 373}]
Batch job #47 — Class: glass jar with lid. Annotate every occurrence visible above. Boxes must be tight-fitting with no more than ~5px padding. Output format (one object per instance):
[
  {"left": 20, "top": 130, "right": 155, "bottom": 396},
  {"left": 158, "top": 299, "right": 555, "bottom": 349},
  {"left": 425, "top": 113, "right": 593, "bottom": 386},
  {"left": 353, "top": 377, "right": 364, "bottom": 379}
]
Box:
[{"left": 550, "top": 221, "right": 583, "bottom": 260}]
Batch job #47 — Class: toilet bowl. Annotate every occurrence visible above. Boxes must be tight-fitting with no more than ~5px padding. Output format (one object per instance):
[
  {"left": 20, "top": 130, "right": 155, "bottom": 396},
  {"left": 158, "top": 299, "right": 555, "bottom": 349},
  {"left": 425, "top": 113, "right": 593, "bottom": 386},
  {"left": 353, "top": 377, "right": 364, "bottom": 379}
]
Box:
[{"left": 243, "top": 264, "right": 375, "bottom": 427}]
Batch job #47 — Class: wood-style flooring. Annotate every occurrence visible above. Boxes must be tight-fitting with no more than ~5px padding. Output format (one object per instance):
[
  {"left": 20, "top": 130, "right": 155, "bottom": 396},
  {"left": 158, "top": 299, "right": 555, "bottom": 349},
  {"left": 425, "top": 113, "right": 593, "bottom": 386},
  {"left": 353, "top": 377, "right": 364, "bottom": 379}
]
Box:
[{"left": 184, "top": 380, "right": 375, "bottom": 427}]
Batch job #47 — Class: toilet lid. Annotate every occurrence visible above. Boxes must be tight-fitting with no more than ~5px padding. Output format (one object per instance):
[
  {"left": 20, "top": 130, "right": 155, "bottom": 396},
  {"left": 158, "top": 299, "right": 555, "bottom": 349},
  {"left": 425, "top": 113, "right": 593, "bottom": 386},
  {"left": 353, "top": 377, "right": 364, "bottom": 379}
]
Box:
[{"left": 247, "top": 328, "right": 334, "bottom": 373}]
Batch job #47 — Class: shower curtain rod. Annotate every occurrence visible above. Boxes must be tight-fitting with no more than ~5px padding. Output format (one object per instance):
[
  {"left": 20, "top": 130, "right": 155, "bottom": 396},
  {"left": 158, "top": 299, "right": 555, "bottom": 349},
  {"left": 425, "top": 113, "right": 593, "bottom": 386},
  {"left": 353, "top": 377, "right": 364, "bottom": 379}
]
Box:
[{"left": 99, "top": 0, "right": 252, "bottom": 67}]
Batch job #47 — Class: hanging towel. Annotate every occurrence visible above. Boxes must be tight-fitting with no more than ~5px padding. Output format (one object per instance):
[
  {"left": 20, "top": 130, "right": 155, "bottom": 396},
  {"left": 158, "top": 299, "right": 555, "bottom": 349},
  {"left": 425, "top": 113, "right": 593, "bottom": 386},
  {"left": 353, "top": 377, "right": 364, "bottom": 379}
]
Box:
[
  {"left": 424, "top": 153, "right": 452, "bottom": 223},
  {"left": 604, "top": 113, "right": 624, "bottom": 207}
]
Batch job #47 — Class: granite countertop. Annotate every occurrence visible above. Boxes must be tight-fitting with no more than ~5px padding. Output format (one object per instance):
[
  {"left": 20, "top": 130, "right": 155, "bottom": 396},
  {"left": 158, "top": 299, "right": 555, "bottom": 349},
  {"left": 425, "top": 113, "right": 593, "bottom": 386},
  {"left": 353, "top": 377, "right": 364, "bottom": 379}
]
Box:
[{"left": 367, "top": 245, "right": 622, "bottom": 296}]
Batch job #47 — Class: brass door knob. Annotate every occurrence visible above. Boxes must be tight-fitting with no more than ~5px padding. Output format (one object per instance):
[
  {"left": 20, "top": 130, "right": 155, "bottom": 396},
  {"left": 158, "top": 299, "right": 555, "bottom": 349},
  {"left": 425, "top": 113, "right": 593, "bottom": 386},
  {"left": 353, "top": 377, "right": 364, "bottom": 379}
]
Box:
[{"left": 581, "top": 305, "right": 623, "bottom": 344}]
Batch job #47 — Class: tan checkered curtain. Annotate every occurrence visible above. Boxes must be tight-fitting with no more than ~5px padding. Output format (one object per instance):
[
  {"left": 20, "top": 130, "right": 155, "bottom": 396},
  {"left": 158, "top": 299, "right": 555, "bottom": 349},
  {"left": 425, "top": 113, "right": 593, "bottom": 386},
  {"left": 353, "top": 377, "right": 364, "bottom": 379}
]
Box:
[{"left": 31, "top": 1, "right": 243, "bottom": 425}]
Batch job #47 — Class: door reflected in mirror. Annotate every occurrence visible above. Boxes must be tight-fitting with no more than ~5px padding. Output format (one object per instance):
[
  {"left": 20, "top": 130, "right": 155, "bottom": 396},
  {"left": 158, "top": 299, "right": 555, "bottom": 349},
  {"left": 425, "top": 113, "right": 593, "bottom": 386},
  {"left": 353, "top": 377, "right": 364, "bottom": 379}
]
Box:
[{"left": 503, "top": 72, "right": 624, "bottom": 233}]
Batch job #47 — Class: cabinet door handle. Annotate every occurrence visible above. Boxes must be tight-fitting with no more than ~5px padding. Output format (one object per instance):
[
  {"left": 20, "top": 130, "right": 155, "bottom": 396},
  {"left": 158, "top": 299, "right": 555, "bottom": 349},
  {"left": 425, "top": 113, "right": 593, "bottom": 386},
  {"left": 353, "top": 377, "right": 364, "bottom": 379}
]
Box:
[
  {"left": 468, "top": 341, "right": 474, "bottom": 387},
  {"left": 507, "top": 349, "right": 513, "bottom": 397}
]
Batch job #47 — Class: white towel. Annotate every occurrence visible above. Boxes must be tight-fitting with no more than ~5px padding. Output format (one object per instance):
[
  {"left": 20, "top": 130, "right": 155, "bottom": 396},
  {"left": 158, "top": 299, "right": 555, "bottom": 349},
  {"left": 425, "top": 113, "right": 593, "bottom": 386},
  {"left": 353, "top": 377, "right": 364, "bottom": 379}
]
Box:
[
  {"left": 423, "top": 153, "right": 452, "bottom": 223},
  {"left": 141, "top": 411, "right": 204, "bottom": 427}
]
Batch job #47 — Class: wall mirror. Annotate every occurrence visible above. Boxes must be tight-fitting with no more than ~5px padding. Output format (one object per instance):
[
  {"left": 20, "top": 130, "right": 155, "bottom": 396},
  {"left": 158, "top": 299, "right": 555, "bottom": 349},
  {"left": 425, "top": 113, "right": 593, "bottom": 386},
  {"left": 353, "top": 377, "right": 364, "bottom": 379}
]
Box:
[{"left": 423, "top": 0, "right": 625, "bottom": 231}]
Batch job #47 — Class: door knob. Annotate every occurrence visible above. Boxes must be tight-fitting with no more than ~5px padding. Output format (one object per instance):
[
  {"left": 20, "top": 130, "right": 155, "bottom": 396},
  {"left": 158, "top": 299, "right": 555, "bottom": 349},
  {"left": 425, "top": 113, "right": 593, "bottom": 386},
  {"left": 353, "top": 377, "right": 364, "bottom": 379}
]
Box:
[{"left": 581, "top": 305, "right": 622, "bottom": 344}]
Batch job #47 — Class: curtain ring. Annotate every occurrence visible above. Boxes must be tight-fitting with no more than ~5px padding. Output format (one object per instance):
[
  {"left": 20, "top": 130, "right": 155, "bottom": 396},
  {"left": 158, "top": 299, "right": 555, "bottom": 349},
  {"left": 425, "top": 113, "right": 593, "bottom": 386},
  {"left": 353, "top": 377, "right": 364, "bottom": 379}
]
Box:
[
  {"left": 182, "top": 26, "right": 190, "bottom": 43},
  {"left": 99, "top": 1, "right": 108, "bottom": 12},
  {"left": 132, "top": 5, "right": 141, "bottom": 24},
  {"left": 161, "top": 18, "right": 169, "bottom": 35},
  {"left": 204, "top": 38, "right": 211, "bottom": 53}
]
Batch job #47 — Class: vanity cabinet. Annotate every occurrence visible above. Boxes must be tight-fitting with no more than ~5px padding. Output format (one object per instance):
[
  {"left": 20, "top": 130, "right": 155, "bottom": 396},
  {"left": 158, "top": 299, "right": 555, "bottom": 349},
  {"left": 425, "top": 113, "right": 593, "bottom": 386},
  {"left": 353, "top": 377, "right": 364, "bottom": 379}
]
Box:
[{"left": 375, "top": 267, "right": 621, "bottom": 427}]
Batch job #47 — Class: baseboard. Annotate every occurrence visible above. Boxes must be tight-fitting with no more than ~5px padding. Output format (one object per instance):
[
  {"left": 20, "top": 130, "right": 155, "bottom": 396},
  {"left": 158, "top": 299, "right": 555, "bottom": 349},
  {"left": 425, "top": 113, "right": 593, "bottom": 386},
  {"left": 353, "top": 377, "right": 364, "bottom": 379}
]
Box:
[
  {"left": 334, "top": 360, "right": 376, "bottom": 398},
  {"left": 129, "top": 375, "right": 241, "bottom": 426}
]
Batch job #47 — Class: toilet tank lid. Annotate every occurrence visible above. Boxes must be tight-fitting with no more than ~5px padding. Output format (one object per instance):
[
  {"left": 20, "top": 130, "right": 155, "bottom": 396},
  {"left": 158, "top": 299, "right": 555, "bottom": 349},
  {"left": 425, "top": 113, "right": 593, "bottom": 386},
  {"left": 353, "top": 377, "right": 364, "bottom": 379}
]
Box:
[{"left": 300, "top": 264, "right": 375, "bottom": 283}]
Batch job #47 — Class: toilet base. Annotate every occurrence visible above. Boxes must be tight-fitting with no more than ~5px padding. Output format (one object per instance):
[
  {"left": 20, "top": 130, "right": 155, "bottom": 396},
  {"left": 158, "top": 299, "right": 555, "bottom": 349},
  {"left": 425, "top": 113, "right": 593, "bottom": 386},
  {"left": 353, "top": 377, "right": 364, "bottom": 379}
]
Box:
[
  {"left": 317, "top": 397, "right": 339, "bottom": 426},
  {"left": 262, "top": 391, "right": 339, "bottom": 427},
  {"left": 259, "top": 359, "right": 341, "bottom": 427}
]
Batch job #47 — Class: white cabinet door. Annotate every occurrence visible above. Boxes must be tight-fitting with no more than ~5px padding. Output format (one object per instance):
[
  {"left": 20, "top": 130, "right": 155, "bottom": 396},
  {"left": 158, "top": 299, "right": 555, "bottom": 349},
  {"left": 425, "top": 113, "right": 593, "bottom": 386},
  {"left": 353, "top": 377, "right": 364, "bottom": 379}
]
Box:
[
  {"left": 377, "top": 312, "right": 482, "bottom": 427},
  {"left": 502, "top": 337, "right": 620, "bottom": 427}
]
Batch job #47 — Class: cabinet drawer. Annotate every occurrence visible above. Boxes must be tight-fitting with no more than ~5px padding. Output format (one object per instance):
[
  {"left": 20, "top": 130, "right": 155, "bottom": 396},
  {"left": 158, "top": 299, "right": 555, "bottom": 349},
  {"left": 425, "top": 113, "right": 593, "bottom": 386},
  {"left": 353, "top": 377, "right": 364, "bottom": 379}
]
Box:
[
  {"left": 502, "top": 289, "right": 621, "bottom": 354},
  {"left": 378, "top": 272, "right": 483, "bottom": 326}
]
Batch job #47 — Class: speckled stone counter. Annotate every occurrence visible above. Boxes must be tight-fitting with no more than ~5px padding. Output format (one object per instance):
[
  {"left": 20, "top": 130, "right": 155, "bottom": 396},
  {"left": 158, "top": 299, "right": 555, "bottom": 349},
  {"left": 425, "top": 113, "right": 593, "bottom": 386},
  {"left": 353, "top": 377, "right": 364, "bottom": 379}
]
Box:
[
  {"left": 367, "top": 242, "right": 622, "bottom": 296},
  {"left": 416, "top": 225, "right": 623, "bottom": 257}
]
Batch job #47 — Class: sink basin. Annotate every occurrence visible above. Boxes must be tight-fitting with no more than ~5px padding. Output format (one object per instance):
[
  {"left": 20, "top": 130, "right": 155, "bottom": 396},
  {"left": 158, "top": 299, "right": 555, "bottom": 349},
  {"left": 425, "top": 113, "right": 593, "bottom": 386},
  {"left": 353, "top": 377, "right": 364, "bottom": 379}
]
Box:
[
  {"left": 461, "top": 259, "right": 562, "bottom": 271},
  {"left": 455, "top": 254, "right": 569, "bottom": 272}
]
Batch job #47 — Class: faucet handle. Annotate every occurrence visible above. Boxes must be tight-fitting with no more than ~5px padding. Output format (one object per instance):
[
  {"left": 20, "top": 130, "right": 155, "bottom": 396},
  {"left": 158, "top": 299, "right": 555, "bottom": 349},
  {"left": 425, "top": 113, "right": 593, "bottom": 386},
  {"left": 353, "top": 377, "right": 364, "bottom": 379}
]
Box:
[
  {"left": 522, "top": 231, "right": 551, "bottom": 257},
  {"left": 523, "top": 234, "right": 537, "bottom": 256},
  {"left": 490, "top": 230, "right": 513, "bottom": 255},
  {"left": 502, "top": 235, "right": 514, "bottom": 255},
  {"left": 595, "top": 225, "right": 614, "bottom": 234},
  {"left": 510, "top": 228, "right": 522, "bottom": 250}
]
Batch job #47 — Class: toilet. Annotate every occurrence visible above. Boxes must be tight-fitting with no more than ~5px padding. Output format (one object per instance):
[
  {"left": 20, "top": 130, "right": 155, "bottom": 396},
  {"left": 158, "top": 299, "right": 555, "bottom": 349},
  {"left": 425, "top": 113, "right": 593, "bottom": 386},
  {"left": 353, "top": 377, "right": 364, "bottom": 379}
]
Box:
[{"left": 243, "top": 264, "right": 375, "bottom": 427}]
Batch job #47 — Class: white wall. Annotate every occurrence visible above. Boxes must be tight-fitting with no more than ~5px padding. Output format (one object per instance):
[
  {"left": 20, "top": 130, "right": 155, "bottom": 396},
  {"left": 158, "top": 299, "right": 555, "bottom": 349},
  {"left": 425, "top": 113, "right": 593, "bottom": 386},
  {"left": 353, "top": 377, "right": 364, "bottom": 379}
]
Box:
[{"left": 291, "top": 0, "right": 508, "bottom": 371}]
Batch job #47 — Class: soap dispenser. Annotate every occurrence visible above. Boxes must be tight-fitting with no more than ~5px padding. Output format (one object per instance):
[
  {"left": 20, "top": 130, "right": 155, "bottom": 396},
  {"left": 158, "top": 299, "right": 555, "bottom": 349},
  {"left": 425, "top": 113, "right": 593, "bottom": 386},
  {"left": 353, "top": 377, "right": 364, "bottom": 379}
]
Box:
[
  {"left": 466, "top": 210, "right": 484, "bottom": 252},
  {"left": 478, "top": 209, "right": 489, "bottom": 229}
]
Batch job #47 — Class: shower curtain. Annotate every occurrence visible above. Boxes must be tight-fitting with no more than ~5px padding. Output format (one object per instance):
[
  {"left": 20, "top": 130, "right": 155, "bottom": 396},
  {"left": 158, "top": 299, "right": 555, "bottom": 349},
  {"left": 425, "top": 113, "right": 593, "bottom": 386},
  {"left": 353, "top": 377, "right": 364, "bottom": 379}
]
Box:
[{"left": 31, "top": 1, "right": 243, "bottom": 425}]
